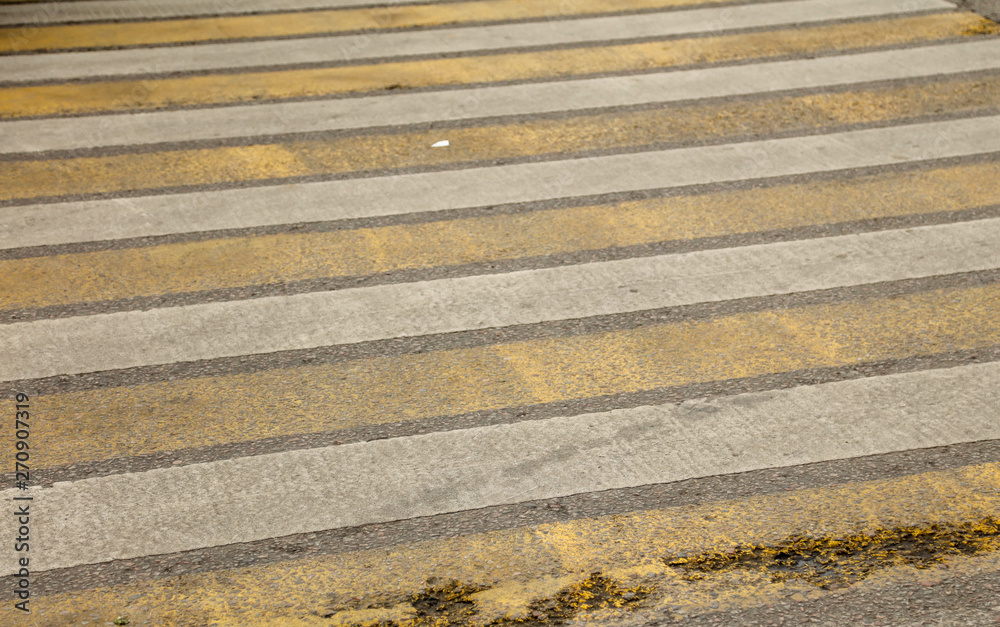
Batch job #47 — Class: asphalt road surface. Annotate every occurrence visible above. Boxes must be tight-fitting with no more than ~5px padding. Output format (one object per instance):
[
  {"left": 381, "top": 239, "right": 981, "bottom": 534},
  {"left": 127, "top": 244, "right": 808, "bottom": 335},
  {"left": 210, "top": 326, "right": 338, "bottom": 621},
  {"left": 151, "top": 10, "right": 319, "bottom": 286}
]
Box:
[{"left": 1, "top": 0, "right": 1000, "bottom": 624}]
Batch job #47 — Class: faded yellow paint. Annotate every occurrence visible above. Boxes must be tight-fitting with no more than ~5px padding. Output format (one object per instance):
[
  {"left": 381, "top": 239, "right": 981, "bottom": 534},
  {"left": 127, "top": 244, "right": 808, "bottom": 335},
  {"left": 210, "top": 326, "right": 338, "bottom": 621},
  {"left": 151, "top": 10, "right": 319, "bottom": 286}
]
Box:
[
  {"left": 0, "top": 0, "right": 730, "bottom": 52},
  {"left": 29, "top": 462, "right": 1000, "bottom": 626},
  {"left": 6, "top": 72, "right": 1000, "bottom": 201},
  {"left": 1, "top": 142, "right": 309, "bottom": 201},
  {"left": 2, "top": 160, "right": 999, "bottom": 310},
  {"left": 492, "top": 284, "right": 999, "bottom": 401},
  {"left": 0, "top": 12, "right": 990, "bottom": 118},
  {"left": 29, "top": 283, "right": 1000, "bottom": 470}
]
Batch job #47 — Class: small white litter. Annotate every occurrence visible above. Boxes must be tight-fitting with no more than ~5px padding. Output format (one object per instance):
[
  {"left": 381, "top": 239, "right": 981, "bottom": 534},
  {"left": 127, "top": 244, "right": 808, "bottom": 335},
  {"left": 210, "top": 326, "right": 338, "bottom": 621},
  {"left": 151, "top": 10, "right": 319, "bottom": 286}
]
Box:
[{"left": 431, "top": 140, "right": 450, "bottom": 147}]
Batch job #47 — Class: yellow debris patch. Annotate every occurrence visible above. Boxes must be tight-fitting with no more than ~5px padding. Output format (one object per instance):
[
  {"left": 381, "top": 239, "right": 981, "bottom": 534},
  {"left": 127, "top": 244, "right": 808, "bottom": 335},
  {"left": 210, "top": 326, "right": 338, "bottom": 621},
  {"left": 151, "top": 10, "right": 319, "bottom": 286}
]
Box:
[{"left": 668, "top": 517, "right": 1000, "bottom": 586}]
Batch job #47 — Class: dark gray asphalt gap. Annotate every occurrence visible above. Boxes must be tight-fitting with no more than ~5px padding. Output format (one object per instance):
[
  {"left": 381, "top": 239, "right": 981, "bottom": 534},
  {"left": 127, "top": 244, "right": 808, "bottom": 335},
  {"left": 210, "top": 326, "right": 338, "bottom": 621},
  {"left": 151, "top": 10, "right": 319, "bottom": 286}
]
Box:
[
  {"left": 959, "top": 0, "right": 1000, "bottom": 20},
  {"left": 643, "top": 558, "right": 1000, "bottom": 625}
]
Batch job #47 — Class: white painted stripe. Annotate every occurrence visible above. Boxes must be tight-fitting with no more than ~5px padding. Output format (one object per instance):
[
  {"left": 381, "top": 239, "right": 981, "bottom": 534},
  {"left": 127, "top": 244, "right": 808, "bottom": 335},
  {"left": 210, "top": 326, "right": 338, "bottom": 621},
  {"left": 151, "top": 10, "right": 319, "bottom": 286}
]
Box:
[
  {"left": 4, "top": 39, "right": 998, "bottom": 154},
  {"left": 5, "top": 361, "right": 997, "bottom": 574},
  {"left": 0, "top": 0, "right": 426, "bottom": 26},
  {"left": 3, "top": 115, "right": 1000, "bottom": 250},
  {"left": 2, "top": 218, "right": 998, "bottom": 382},
  {"left": 0, "top": 0, "right": 951, "bottom": 81}
]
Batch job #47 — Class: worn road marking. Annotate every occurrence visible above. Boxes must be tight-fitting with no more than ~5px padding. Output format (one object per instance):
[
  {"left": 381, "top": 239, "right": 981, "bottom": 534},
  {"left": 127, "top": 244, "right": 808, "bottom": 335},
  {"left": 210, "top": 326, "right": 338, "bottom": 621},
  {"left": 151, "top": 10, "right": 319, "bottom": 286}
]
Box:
[
  {"left": 0, "top": 0, "right": 953, "bottom": 79},
  {"left": 6, "top": 39, "right": 1000, "bottom": 154},
  {"left": 24, "top": 462, "right": 1000, "bottom": 625},
  {"left": 0, "top": 0, "right": 780, "bottom": 53},
  {"left": 22, "top": 281, "right": 1000, "bottom": 470},
  {"left": 4, "top": 362, "right": 999, "bottom": 575},
  {"left": 0, "top": 0, "right": 620, "bottom": 25},
  {"left": 5, "top": 0, "right": 1000, "bottom": 623},
  {"left": 7, "top": 72, "right": 1000, "bottom": 202},
  {"left": 5, "top": 115, "right": 1000, "bottom": 250},
  {"left": 3, "top": 218, "right": 999, "bottom": 381},
  {"left": 2, "top": 160, "right": 998, "bottom": 312},
  {"left": 1, "top": 12, "right": 990, "bottom": 119}
]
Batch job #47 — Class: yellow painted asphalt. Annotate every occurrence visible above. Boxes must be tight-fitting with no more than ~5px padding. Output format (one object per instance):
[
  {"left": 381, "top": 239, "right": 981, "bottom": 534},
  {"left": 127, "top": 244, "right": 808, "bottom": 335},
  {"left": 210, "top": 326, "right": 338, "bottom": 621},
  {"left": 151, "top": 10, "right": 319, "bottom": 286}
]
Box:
[
  {"left": 0, "top": 0, "right": 728, "bottom": 52},
  {"left": 27, "top": 282, "right": 1000, "bottom": 471},
  {"left": 2, "top": 160, "right": 999, "bottom": 311},
  {"left": 5, "top": 72, "right": 1000, "bottom": 202},
  {"left": 29, "top": 462, "right": 1000, "bottom": 626},
  {"left": 0, "top": 12, "right": 993, "bottom": 119}
]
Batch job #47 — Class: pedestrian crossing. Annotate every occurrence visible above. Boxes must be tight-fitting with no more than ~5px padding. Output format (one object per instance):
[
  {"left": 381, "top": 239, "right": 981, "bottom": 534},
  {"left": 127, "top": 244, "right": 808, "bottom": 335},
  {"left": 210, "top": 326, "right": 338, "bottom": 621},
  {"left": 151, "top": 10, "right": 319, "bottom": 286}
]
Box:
[
  {"left": 3, "top": 11, "right": 993, "bottom": 118},
  {"left": 6, "top": 220, "right": 1000, "bottom": 381},
  {"left": 8, "top": 116, "right": 1000, "bottom": 251},
  {"left": 3, "top": 159, "right": 999, "bottom": 313},
  {"left": 1, "top": 0, "right": 999, "bottom": 623},
  {"left": 5, "top": 38, "right": 1000, "bottom": 152},
  {"left": 25, "top": 462, "right": 1000, "bottom": 625},
  {"left": 7, "top": 72, "right": 1000, "bottom": 202},
  {"left": 0, "top": 0, "right": 955, "bottom": 76},
  {"left": 0, "top": 0, "right": 740, "bottom": 52},
  {"left": 15, "top": 362, "right": 1000, "bottom": 574}
]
